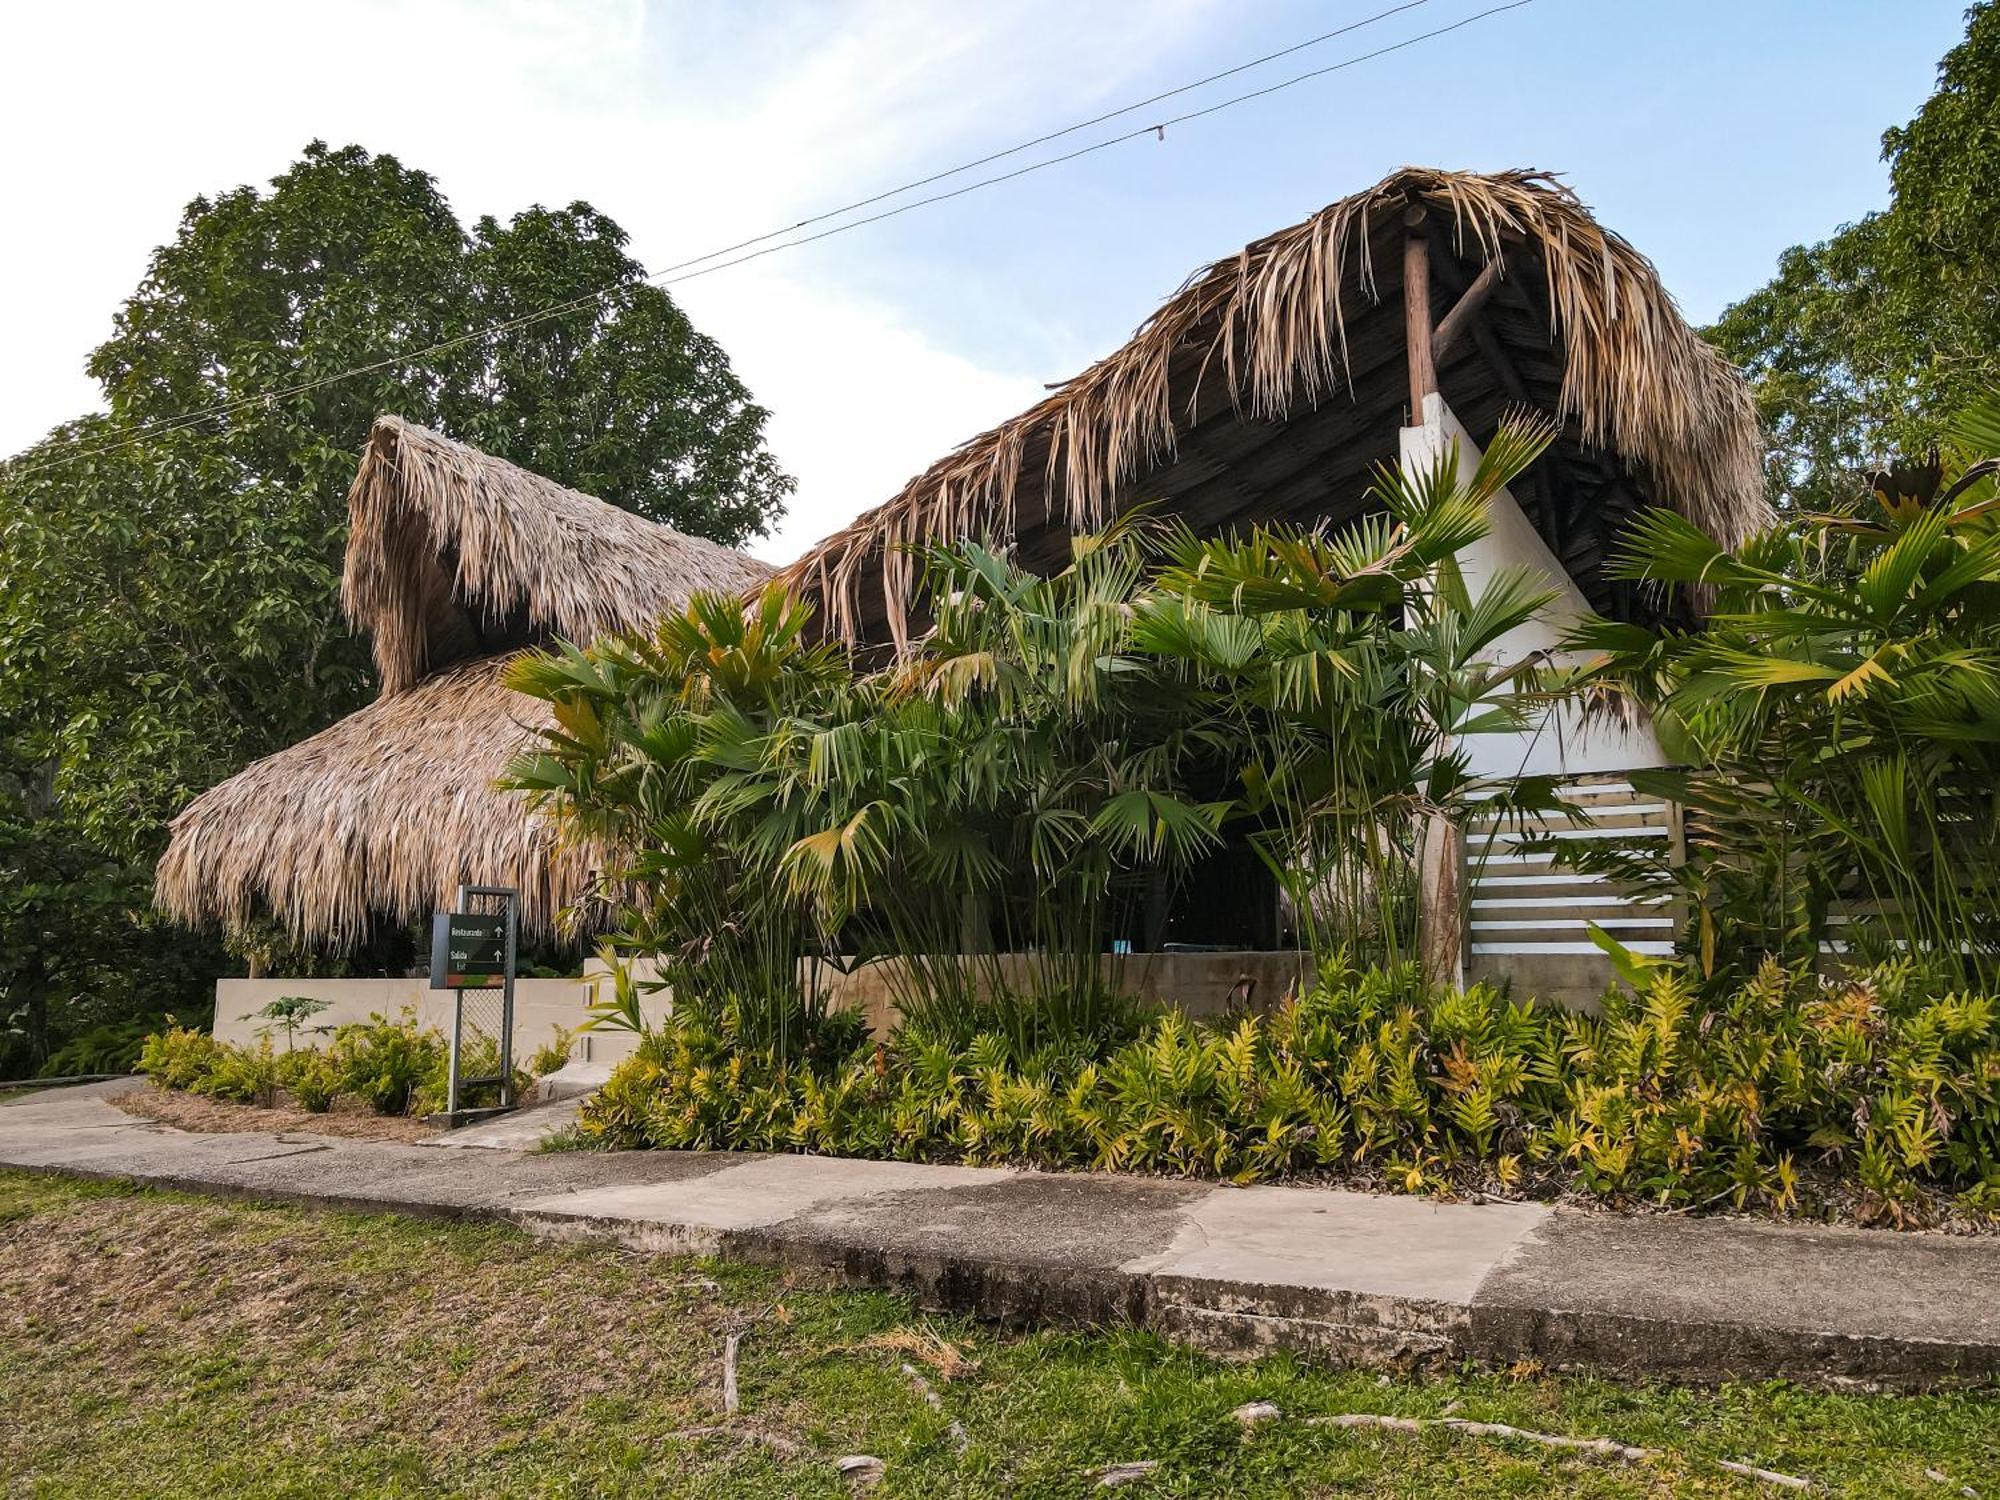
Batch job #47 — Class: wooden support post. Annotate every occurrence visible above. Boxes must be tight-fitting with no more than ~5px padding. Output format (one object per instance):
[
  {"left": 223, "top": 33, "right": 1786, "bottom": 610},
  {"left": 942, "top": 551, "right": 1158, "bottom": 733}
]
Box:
[
  {"left": 1403, "top": 213, "right": 1436, "bottom": 420},
  {"left": 1405, "top": 208, "right": 1466, "bottom": 992}
]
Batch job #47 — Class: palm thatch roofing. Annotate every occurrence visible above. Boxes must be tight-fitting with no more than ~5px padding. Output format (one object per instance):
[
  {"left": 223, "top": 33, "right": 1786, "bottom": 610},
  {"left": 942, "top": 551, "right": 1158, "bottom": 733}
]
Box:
[
  {"left": 776, "top": 166, "right": 1765, "bottom": 650},
  {"left": 347, "top": 416, "right": 771, "bottom": 695},
  {"left": 156, "top": 417, "right": 772, "bottom": 945}
]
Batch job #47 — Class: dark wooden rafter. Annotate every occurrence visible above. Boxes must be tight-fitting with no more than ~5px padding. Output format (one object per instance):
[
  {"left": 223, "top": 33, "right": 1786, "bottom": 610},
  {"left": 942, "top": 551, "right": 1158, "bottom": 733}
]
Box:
[
  {"left": 1427, "top": 249, "right": 1532, "bottom": 408},
  {"left": 1430, "top": 258, "right": 1502, "bottom": 366},
  {"left": 1157, "top": 313, "right": 1421, "bottom": 535},
  {"left": 1227, "top": 402, "right": 1410, "bottom": 528}
]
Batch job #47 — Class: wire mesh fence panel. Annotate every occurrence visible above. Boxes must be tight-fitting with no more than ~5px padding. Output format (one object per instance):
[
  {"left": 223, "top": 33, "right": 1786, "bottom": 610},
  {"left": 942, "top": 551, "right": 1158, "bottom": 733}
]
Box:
[{"left": 444, "top": 885, "right": 519, "bottom": 1114}]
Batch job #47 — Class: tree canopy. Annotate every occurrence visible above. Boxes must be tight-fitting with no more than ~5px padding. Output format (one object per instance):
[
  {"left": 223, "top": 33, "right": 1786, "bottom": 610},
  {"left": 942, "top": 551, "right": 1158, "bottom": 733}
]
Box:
[
  {"left": 0, "top": 141, "right": 791, "bottom": 1071},
  {"left": 1710, "top": 2, "right": 2000, "bottom": 508}
]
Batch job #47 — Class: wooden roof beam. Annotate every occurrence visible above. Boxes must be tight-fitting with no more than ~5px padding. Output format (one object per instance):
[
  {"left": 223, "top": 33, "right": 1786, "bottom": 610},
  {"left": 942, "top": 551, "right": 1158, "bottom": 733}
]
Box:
[
  {"left": 1429, "top": 249, "right": 1533, "bottom": 408},
  {"left": 1430, "top": 258, "right": 1502, "bottom": 367}
]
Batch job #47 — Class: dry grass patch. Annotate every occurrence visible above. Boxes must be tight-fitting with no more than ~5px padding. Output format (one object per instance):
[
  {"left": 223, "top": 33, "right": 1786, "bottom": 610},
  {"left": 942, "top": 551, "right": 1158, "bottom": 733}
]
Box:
[
  {"left": 2, "top": 1171, "right": 1994, "bottom": 1498},
  {"left": 855, "top": 1324, "right": 981, "bottom": 1382}
]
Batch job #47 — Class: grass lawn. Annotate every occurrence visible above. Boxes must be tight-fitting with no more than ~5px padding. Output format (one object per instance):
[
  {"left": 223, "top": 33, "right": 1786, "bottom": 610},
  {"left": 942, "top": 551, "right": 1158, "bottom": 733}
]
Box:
[{"left": 1, "top": 1171, "right": 1992, "bottom": 1498}]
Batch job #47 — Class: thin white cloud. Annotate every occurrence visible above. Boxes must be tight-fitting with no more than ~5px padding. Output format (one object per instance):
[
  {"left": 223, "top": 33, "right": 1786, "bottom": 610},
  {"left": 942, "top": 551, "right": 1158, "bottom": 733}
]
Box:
[{"left": 0, "top": 0, "right": 1223, "bottom": 561}]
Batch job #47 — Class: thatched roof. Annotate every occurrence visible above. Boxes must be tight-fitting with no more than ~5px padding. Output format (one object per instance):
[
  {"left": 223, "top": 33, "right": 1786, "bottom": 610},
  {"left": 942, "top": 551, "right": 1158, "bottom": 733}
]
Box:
[
  {"left": 158, "top": 417, "right": 772, "bottom": 945},
  {"left": 155, "top": 657, "right": 598, "bottom": 943},
  {"left": 348, "top": 416, "right": 771, "bottom": 695},
  {"left": 777, "top": 166, "right": 1765, "bottom": 649}
]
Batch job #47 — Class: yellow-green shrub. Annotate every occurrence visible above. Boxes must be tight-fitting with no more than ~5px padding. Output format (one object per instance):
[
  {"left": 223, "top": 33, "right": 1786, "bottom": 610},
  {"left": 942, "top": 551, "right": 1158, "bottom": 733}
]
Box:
[
  {"left": 578, "top": 958, "right": 2000, "bottom": 1224},
  {"left": 136, "top": 1024, "right": 226, "bottom": 1091},
  {"left": 276, "top": 1047, "right": 340, "bottom": 1112},
  {"left": 330, "top": 1012, "right": 445, "bottom": 1115},
  {"left": 190, "top": 1037, "right": 282, "bottom": 1106},
  {"left": 138, "top": 1012, "right": 451, "bottom": 1117},
  {"left": 410, "top": 1029, "right": 528, "bottom": 1117}
]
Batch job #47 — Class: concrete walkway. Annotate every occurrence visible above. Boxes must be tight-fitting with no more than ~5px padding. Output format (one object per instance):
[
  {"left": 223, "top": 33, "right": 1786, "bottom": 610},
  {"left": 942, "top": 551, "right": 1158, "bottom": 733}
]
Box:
[{"left": 4, "top": 1082, "right": 1996, "bottom": 1389}]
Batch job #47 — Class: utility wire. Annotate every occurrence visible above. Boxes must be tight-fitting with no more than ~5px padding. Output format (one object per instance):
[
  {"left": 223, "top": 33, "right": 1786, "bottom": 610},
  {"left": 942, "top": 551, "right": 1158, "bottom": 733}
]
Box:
[
  {"left": 651, "top": 0, "right": 1435, "bottom": 280},
  {"left": 12, "top": 0, "right": 1435, "bottom": 471},
  {"left": 11, "top": 0, "right": 1533, "bottom": 479}
]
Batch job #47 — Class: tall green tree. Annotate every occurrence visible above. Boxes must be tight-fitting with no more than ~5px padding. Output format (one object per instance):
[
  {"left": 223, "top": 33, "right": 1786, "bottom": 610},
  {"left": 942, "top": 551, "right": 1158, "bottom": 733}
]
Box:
[
  {"left": 1711, "top": 3, "right": 2000, "bottom": 508},
  {"left": 0, "top": 141, "right": 791, "bottom": 1071}
]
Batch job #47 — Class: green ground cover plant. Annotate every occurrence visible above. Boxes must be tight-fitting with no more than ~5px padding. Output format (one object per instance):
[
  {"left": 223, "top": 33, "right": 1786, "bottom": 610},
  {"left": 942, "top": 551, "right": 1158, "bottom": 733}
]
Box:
[
  {"left": 577, "top": 956, "right": 2000, "bottom": 1228},
  {"left": 135, "top": 1009, "right": 552, "bottom": 1118},
  {"left": 1, "top": 1171, "right": 1992, "bottom": 1498}
]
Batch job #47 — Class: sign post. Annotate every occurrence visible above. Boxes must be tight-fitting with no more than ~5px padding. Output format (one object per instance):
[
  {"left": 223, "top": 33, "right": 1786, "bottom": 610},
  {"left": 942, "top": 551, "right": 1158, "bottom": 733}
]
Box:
[{"left": 428, "top": 885, "right": 519, "bottom": 1118}]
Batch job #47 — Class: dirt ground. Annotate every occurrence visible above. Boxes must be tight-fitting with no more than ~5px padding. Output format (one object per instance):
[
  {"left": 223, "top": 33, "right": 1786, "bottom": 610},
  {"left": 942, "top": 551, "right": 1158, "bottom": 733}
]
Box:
[{"left": 112, "top": 1085, "right": 438, "bottom": 1143}]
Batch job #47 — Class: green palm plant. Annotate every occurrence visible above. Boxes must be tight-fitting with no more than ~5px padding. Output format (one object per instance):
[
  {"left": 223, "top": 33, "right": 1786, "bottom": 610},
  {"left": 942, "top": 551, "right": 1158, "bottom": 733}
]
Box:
[
  {"left": 1133, "top": 413, "right": 1563, "bottom": 975},
  {"left": 506, "top": 586, "right": 859, "bottom": 1060},
  {"left": 1566, "top": 391, "right": 2000, "bottom": 982},
  {"left": 507, "top": 527, "right": 1229, "bottom": 1057},
  {"left": 507, "top": 409, "right": 1568, "bottom": 1041},
  {"left": 784, "top": 521, "right": 1233, "bottom": 1046}
]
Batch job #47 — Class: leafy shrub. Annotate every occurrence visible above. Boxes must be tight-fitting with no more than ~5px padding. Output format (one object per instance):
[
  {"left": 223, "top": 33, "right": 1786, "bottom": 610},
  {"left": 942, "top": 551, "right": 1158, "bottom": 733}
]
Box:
[
  {"left": 579, "top": 959, "right": 2000, "bottom": 1225},
  {"left": 276, "top": 1047, "right": 340, "bottom": 1112},
  {"left": 136, "top": 1012, "right": 549, "bottom": 1118},
  {"left": 409, "top": 1029, "right": 528, "bottom": 1117},
  {"left": 40, "top": 1014, "right": 165, "bottom": 1077},
  {"left": 190, "top": 1038, "right": 281, "bottom": 1106},
  {"left": 1569, "top": 393, "right": 2000, "bottom": 984},
  {"left": 528, "top": 1028, "right": 575, "bottom": 1078},
  {"left": 136, "top": 1024, "right": 227, "bottom": 1091},
  {"left": 330, "top": 1012, "right": 445, "bottom": 1115}
]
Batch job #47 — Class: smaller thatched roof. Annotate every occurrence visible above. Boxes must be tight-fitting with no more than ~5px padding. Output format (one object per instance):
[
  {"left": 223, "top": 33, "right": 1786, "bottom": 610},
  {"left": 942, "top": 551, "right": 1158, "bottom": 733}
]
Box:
[
  {"left": 347, "top": 416, "right": 772, "bottom": 695},
  {"left": 155, "top": 658, "right": 597, "bottom": 943},
  {"left": 159, "top": 417, "right": 773, "bottom": 945},
  {"left": 777, "top": 166, "right": 1766, "bottom": 650}
]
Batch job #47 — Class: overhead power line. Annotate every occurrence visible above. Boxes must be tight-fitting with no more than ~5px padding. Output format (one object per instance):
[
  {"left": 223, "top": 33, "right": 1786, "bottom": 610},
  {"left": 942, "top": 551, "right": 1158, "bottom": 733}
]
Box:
[
  {"left": 11, "top": 0, "right": 1535, "bottom": 479},
  {"left": 648, "top": 0, "right": 1436, "bottom": 281}
]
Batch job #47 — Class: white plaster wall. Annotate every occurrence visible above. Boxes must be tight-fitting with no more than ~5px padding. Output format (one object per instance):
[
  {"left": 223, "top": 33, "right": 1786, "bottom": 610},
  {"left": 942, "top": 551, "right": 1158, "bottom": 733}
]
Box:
[
  {"left": 209, "top": 971, "right": 664, "bottom": 1065},
  {"left": 1399, "top": 394, "right": 1667, "bottom": 780}
]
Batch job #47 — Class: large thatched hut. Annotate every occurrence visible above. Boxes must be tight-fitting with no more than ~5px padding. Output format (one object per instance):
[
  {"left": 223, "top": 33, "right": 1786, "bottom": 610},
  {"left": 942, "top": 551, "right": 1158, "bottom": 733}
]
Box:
[
  {"left": 162, "top": 166, "right": 1764, "bottom": 1004},
  {"left": 775, "top": 165, "right": 1767, "bottom": 997},
  {"left": 155, "top": 416, "right": 771, "bottom": 947}
]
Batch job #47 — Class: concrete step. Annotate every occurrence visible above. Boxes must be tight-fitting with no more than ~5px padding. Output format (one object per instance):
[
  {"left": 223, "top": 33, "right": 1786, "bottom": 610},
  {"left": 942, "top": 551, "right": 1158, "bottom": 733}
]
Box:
[
  {"left": 430, "top": 1097, "right": 584, "bottom": 1151},
  {"left": 530, "top": 1059, "right": 618, "bottom": 1103}
]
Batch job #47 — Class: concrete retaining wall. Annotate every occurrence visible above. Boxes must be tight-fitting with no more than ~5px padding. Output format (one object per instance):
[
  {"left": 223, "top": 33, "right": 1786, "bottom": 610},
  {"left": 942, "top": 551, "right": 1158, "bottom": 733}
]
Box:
[{"left": 819, "top": 951, "right": 1312, "bottom": 1036}]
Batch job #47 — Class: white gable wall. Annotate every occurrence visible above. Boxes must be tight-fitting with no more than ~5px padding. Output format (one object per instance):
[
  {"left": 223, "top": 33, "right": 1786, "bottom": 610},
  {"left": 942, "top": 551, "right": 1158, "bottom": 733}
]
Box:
[{"left": 1398, "top": 394, "right": 1669, "bottom": 780}]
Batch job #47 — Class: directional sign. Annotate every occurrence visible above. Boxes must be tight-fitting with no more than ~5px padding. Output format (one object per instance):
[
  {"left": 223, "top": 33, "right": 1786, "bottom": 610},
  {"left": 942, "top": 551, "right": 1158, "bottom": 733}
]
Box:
[{"left": 429, "top": 912, "right": 509, "bottom": 989}]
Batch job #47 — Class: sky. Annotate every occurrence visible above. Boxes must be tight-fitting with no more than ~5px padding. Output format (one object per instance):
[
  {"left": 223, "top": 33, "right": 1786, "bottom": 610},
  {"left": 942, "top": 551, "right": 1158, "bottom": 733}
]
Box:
[{"left": 0, "top": 0, "right": 1970, "bottom": 563}]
